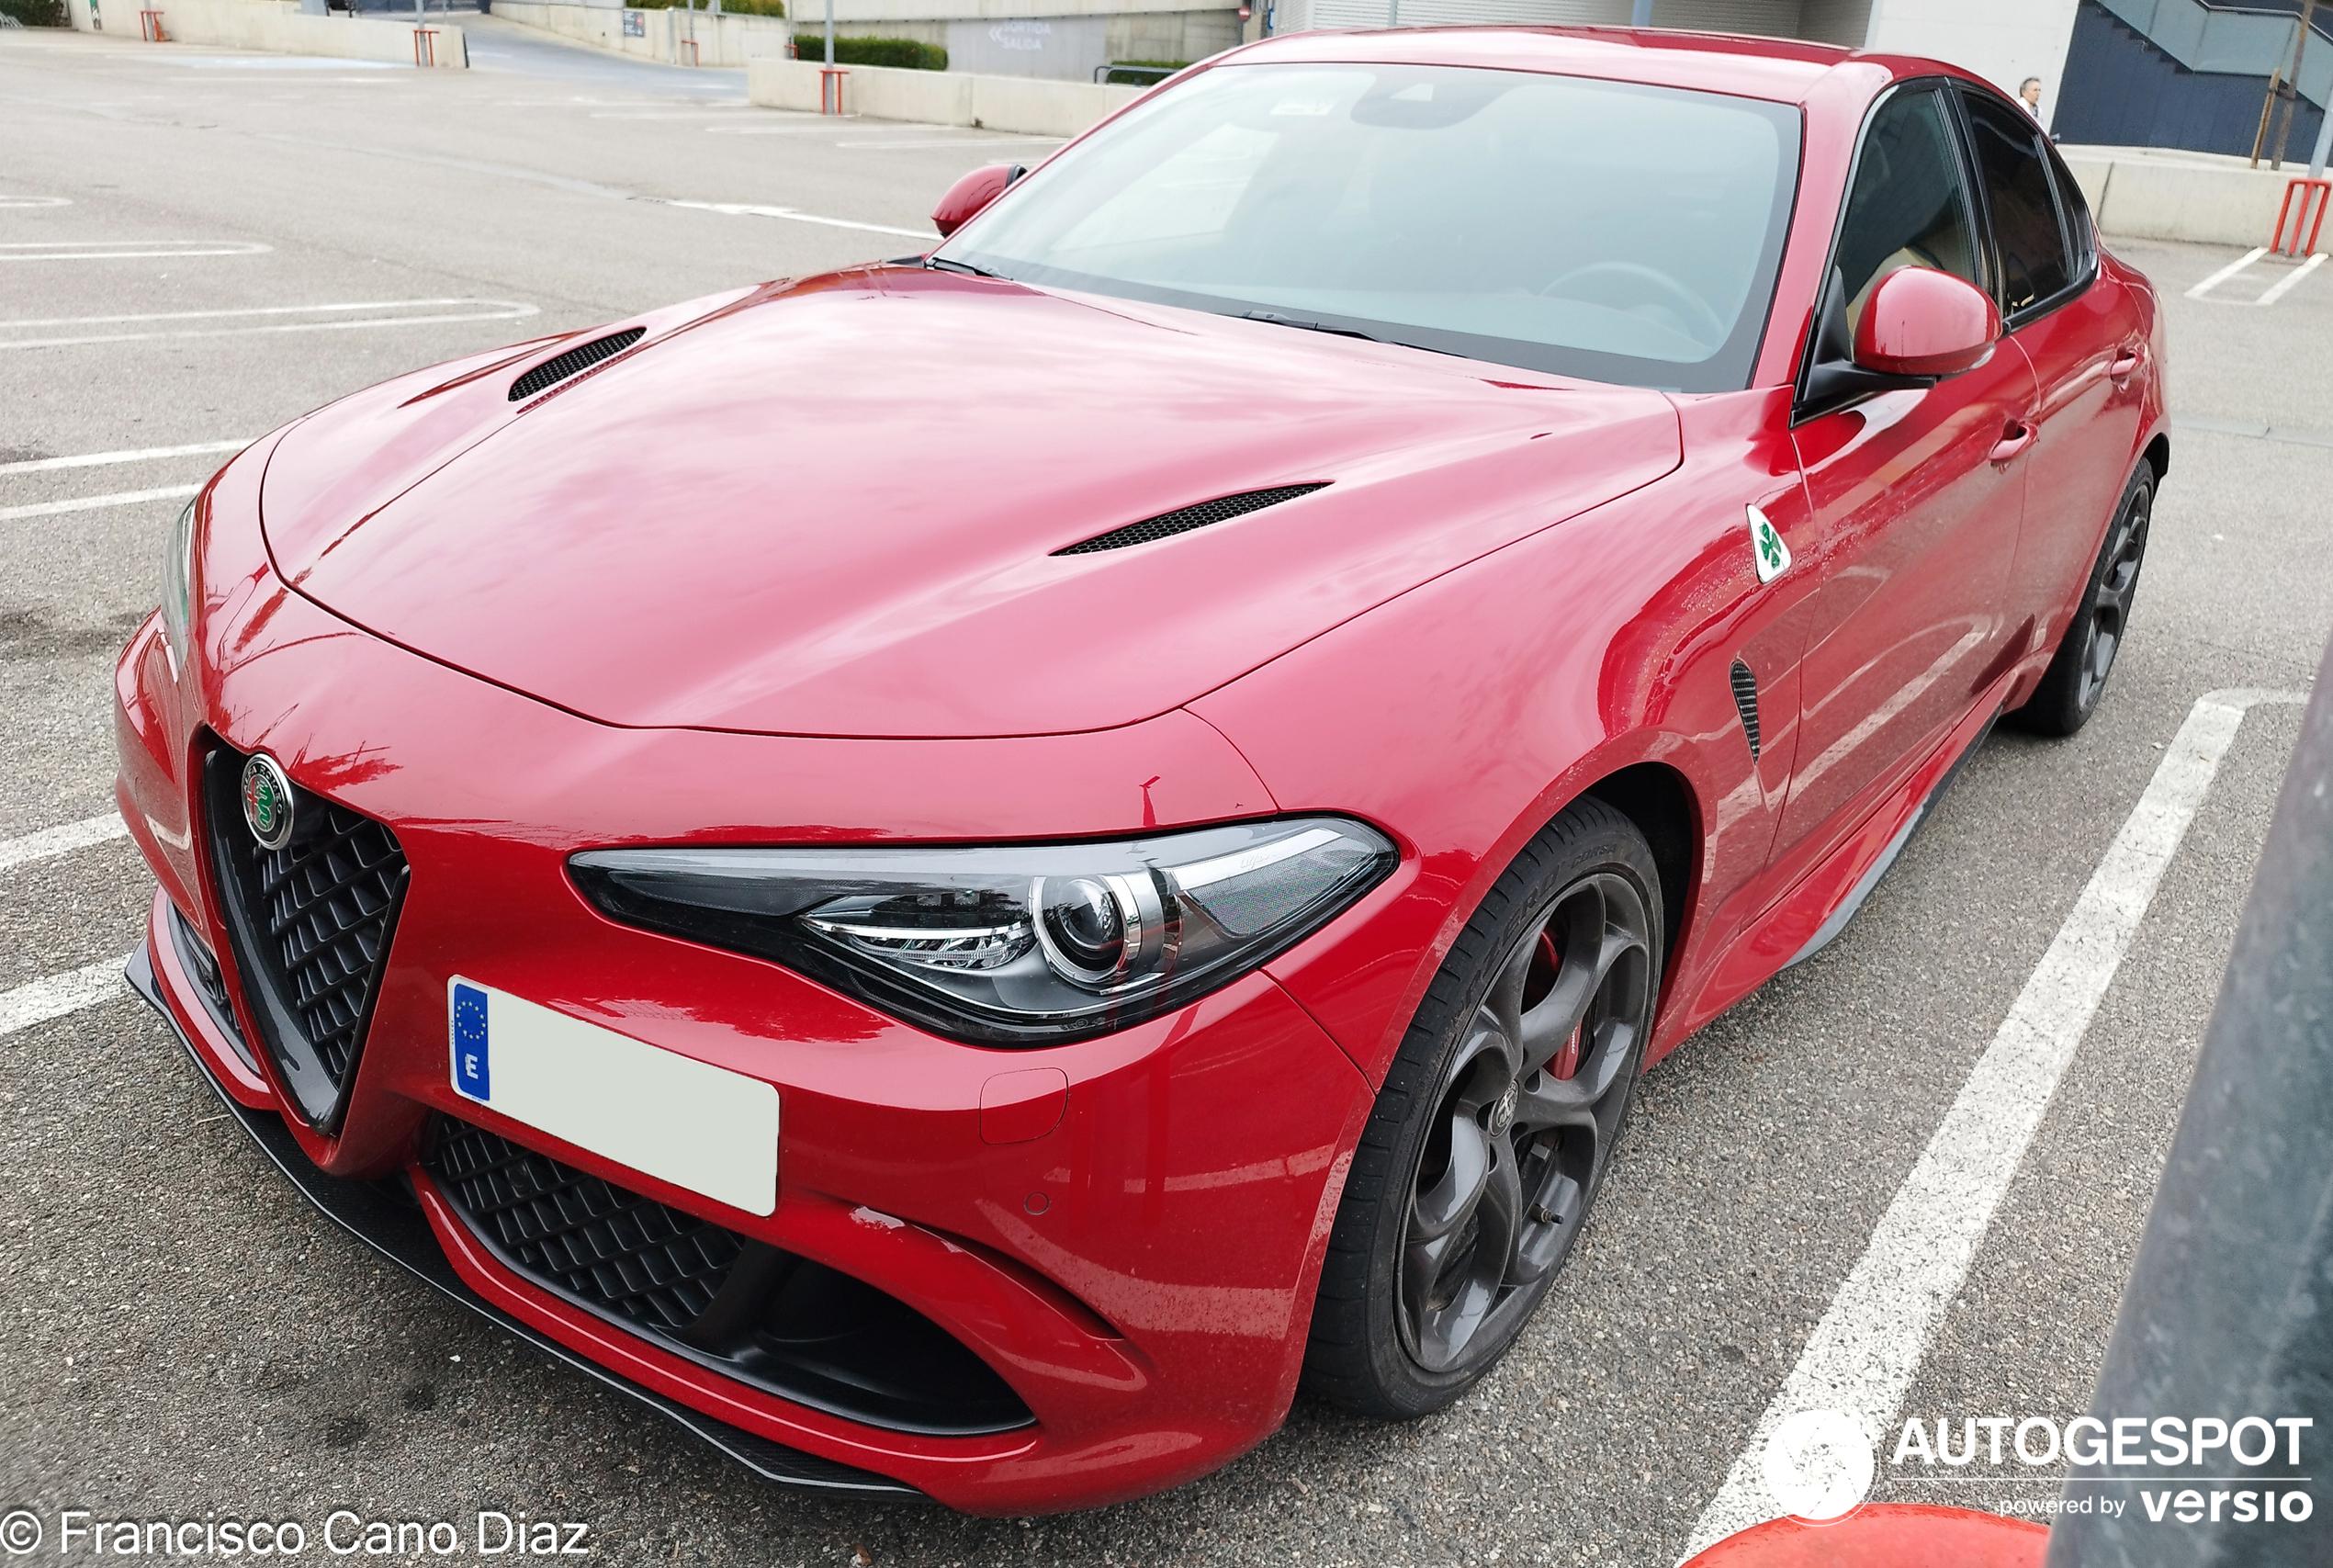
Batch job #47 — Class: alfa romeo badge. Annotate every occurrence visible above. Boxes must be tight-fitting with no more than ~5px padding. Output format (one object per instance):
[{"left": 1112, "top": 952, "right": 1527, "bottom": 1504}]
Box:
[{"left": 241, "top": 752, "right": 296, "bottom": 852}]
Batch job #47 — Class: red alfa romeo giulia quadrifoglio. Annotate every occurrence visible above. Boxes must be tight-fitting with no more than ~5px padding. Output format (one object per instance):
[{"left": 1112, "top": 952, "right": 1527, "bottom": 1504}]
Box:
[{"left": 117, "top": 24, "right": 2164, "bottom": 1514}]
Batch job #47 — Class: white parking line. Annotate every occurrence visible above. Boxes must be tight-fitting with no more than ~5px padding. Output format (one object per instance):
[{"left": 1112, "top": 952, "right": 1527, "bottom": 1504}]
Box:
[
  {"left": 0, "top": 196, "right": 73, "bottom": 209},
  {"left": 0, "top": 485, "right": 199, "bottom": 522},
  {"left": 1680, "top": 686, "right": 2311, "bottom": 1560},
  {"left": 663, "top": 199, "right": 927, "bottom": 238},
  {"left": 2255, "top": 252, "right": 2328, "bottom": 305},
  {"left": 0, "top": 241, "right": 274, "bottom": 262},
  {"left": 2185, "top": 247, "right": 2266, "bottom": 299},
  {"left": 2184, "top": 245, "right": 2327, "bottom": 305},
  {"left": 0, "top": 299, "right": 539, "bottom": 351},
  {"left": 0, "top": 956, "right": 132, "bottom": 1040},
  {"left": 0, "top": 441, "right": 249, "bottom": 478},
  {"left": 0, "top": 814, "right": 130, "bottom": 874}
]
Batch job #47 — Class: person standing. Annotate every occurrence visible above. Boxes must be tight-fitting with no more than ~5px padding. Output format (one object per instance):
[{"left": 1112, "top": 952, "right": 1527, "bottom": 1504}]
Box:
[{"left": 2019, "top": 75, "right": 2045, "bottom": 120}]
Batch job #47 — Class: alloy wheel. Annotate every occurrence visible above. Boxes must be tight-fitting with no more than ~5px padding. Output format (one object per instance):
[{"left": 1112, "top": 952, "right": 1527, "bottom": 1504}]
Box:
[
  {"left": 1396, "top": 871, "right": 1654, "bottom": 1373},
  {"left": 2075, "top": 483, "right": 2150, "bottom": 715}
]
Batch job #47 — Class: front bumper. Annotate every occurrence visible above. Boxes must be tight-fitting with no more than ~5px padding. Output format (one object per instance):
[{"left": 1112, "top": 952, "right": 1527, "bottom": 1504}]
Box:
[
  {"left": 129, "top": 929, "right": 918, "bottom": 1499},
  {"left": 114, "top": 449, "right": 1383, "bottom": 1513}
]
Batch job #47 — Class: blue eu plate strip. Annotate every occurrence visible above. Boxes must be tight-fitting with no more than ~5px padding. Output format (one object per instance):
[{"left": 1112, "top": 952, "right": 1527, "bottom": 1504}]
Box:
[{"left": 453, "top": 982, "right": 490, "bottom": 1101}]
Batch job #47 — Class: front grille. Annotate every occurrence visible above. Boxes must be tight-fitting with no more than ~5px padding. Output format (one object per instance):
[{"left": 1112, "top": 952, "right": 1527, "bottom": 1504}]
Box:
[
  {"left": 1053, "top": 483, "right": 1328, "bottom": 555},
  {"left": 509, "top": 328, "right": 644, "bottom": 401},
  {"left": 426, "top": 1116, "right": 1033, "bottom": 1437},
  {"left": 167, "top": 902, "right": 259, "bottom": 1076},
  {"left": 1730, "top": 659, "right": 1762, "bottom": 759},
  {"left": 433, "top": 1117, "right": 744, "bottom": 1333},
  {"left": 203, "top": 743, "right": 409, "bottom": 1130}
]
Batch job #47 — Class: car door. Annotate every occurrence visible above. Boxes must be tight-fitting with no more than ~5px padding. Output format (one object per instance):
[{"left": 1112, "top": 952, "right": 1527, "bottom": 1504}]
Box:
[
  {"left": 1774, "top": 83, "right": 2040, "bottom": 865},
  {"left": 1955, "top": 85, "right": 2149, "bottom": 647}
]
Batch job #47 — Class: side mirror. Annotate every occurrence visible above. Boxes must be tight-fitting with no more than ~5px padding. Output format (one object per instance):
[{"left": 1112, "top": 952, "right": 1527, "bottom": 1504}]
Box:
[
  {"left": 1853, "top": 266, "right": 2001, "bottom": 378},
  {"left": 930, "top": 164, "right": 1021, "bottom": 240}
]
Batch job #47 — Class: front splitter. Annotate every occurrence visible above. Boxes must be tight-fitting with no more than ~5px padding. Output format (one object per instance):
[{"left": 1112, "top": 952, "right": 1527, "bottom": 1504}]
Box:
[{"left": 126, "top": 939, "right": 923, "bottom": 1502}]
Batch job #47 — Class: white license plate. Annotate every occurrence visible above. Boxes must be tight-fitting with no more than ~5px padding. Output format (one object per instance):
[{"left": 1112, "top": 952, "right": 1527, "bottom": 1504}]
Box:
[{"left": 447, "top": 977, "right": 779, "bottom": 1216}]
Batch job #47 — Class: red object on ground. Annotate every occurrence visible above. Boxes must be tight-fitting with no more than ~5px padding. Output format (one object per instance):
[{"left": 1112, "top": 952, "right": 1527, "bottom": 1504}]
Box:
[
  {"left": 117, "top": 26, "right": 2170, "bottom": 1516},
  {"left": 411, "top": 26, "right": 436, "bottom": 66},
  {"left": 819, "top": 63, "right": 849, "bottom": 114},
  {"left": 1683, "top": 1506, "right": 2048, "bottom": 1568},
  {"left": 2271, "top": 177, "right": 2330, "bottom": 257},
  {"left": 138, "top": 7, "right": 164, "bottom": 39}
]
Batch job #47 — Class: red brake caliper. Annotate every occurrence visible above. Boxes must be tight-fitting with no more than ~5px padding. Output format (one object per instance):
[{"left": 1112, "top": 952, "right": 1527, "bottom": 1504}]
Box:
[{"left": 1538, "top": 931, "right": 1583, "bottom": 1081}]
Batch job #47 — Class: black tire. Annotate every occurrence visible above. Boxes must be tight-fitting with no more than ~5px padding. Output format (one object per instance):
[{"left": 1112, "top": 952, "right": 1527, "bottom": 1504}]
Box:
[
  {"left": 2012, "top": 463, "right": 2155, "bottom": 738},
  {"left": 1300, "top": 797, "right": 1662, "bottom": 1418}
]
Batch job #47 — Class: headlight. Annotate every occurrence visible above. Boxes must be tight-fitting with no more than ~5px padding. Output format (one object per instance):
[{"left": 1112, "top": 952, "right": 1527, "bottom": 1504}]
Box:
[
  {"left": 570, "top": 817, "right": 1398, "bottom": 1045},
  {"left": 160, "top": 497, "right": 196, "bottom": 670}
]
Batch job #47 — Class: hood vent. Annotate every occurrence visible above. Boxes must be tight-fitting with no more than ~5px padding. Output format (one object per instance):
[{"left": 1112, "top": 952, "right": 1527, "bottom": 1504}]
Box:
[
  {"left": 1730, "top": 660, "right": 1761, "bottom": 759},
  {"left": 509, "top": 327, "right": 645, "bottom": 402},
  {"left": 1054, "top": 483, "right": 1328, "bottom": 555}
]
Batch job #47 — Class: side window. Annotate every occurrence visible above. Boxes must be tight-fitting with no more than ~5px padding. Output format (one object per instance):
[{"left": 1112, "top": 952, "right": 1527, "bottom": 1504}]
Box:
[
  {"left": 1831, "top": 86, "right": 1982, "bottom": 333},
  {"left": 2043, "top": 138, "right": 2099, "bottom": 282},
  {"left": 1961, "top": 90, "right": 2074, "bottom": 314}
]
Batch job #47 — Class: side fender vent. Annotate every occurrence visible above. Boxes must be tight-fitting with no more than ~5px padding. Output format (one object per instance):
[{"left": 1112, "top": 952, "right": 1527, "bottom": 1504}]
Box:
[
  {"left": 1053, "top": 483, "right": 1329, "bottom": 555},
  {"left": 1730, "top": 660, "right": 1761, "bottom": 759},
  {"left": 509, "top": 327, "right": 646, "bottom": 401}
]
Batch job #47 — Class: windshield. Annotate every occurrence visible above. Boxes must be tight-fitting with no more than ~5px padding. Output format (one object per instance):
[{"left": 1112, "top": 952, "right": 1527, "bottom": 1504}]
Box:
[{"left": 936, "top": 62, "right": 1803, "bottom": 391}]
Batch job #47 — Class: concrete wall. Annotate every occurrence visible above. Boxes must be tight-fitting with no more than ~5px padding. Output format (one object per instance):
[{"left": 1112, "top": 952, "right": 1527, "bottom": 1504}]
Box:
[
  {"left": 2062, "top": 144, "right": 2332, "bottom": 249},
  {"left": 1862, "top": 0, "right": 2082, "bottom": 119},
  {"left": 749, "top": 52, "right": 1144, "bottom": 131},
  {"left": 67, "top": 0, "right": 468, "bottom": 63},
  {"left": 491, "top": 0, "right": 795, "bottom": 65},
  {"left": 495, "top": 0, "right": 1234, "bottom": 75}
]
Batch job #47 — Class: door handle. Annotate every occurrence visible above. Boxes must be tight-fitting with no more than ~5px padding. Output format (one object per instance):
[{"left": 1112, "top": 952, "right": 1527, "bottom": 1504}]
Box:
[
  {"left": 2110, "top": 351, "right": 2141, "bottom": 381},
  {"left": 1989, "top": 420, "right": 2036, "bottom": 465}
]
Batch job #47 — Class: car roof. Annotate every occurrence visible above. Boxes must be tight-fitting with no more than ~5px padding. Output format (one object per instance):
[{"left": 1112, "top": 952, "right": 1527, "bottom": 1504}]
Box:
[{"left": 1230, "top": 26, "right": 1922, "bottom": 106}]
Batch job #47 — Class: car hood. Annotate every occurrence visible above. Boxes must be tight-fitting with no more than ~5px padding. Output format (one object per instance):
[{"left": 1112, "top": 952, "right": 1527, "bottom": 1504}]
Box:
[{"left": 265, "top": 268, "right": 1681, "bottom": 738}]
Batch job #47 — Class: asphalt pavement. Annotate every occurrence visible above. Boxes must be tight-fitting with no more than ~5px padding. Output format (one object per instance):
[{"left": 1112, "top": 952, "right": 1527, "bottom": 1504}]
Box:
[{"left": 2, "top": 23, "right": 2328, "bottom": 1568}]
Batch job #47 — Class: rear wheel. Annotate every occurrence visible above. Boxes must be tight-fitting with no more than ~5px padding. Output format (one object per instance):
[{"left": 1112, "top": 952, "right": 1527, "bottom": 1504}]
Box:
[
  {"left": 1301, "top": 799, "right": 1661, "bottom": 1418},
  {"left": 2012, "top": 464, "right": 2153, "bottom": 738}
]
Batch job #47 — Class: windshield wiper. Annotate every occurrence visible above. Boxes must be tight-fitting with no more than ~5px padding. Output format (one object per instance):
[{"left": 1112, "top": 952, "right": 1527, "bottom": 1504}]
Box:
[{"left": 926, "top": 256, "right": 1003, "bottom": 279}]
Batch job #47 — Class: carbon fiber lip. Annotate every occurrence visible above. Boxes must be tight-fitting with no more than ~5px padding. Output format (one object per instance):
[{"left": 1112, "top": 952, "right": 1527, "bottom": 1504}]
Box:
[{"left": 127, "top": 940, "right": 925, "bottom": 1501}]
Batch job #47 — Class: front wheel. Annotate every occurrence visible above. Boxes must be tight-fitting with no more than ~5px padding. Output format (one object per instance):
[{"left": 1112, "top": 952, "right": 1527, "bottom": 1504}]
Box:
[
  {"left": 2012, "top": 464, "right": 2154, "bottom": 738},
  {"left": 1301, "top": 798, "right": 1662, "bottom": 1418}
]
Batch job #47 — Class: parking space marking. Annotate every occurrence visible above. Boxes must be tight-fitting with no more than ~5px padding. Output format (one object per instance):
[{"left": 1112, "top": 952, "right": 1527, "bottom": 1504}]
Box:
[
  {"left": 0, "top": 814, "right": 129, "bottom": 874},
  {"left": 0, "top": 298, "right": 539, "bottom": 351},
  {"left": 0, "top": 956, "right": 132, "bottom": 1040},
  {"left": 0, "top": 240, "right": 273, "bottom": 262},
  {"left": 663, "top": 199, "right": 928, "bottom": 238},
  {"left": 0, "top": 196, "right": 72, "bottom": 209},
  {"left": 1682, "top": 687, "right": 2311, "bottom": 1559},
  {"left": 0, "top": 440, "right": 249, "bottom": 477},
  {"left": 2185, "top": 245, "right": 2328, "bottom": 305},
  {"left": 2255, "top": 253, "right": 2328, "bottom": 305},
  {"left": 0, "top": 485, "right": 198, "bottom": 522}
]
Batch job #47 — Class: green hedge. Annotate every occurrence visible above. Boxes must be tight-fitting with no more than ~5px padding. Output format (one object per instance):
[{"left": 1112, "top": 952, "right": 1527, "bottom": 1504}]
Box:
[
  {"left": 0, "top": 0, "right": 70, "bottom": 25},
  {"left": 628, "top": 0, "right": 784, "bottom": 15},
  {"left": 790, "top": 35, "right": 946, "bottom": 70}
]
